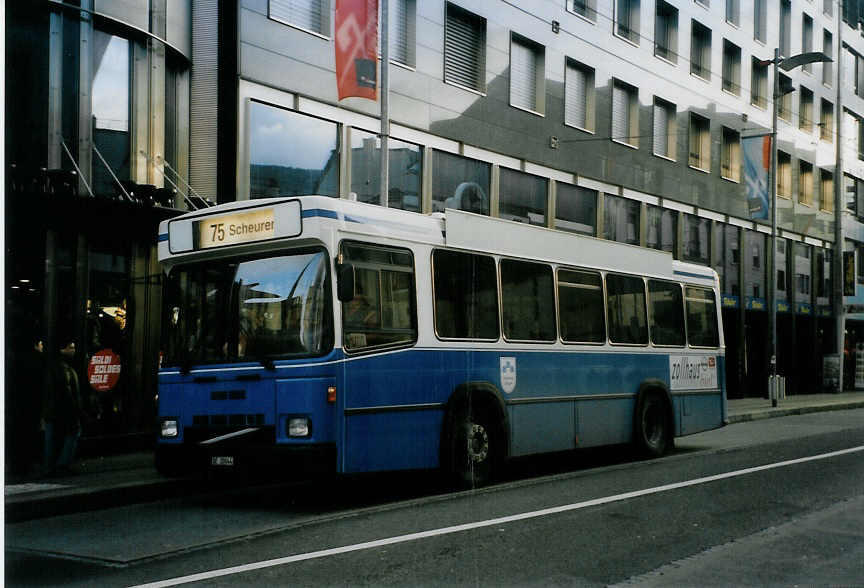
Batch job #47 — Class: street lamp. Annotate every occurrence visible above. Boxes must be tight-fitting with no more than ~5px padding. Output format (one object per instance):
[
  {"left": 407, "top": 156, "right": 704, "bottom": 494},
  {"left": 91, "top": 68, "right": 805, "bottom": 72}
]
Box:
[{"left": 759, "top": 49, "right": 833, "bottom": 406}]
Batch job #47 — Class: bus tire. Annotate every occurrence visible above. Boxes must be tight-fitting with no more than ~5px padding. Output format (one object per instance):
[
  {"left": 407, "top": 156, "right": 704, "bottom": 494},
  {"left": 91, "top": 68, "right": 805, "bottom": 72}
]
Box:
[
  {"left": 446, "top": 401, "right": 500, "bottom": 489},
  {"left": 634, "top": 392, "right": 672, "bottom": 458}
]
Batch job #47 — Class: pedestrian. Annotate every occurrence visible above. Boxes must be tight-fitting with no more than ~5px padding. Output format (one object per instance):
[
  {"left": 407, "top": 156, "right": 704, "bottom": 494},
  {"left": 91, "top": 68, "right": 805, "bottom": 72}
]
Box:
[
  {"left": 42, "top": 339, "right": 83, "bottom": 476},
  {"left": 12, "top": 337, "right": 47, "bottom": 476}
]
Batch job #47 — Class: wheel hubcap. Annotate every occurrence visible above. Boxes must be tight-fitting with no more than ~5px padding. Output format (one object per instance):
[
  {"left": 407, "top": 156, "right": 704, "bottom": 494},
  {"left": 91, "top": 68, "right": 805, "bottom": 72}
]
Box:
[{"left": 466, "top": 423, "right": 489, "bottom": 463}]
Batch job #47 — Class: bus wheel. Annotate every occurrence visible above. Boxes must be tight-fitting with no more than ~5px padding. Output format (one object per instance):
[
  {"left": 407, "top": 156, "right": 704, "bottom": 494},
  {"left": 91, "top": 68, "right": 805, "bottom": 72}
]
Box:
[
  {"left": 634, "top": 393, "right": 671, "bottom": 458},
  {"left": 450, "top": 404, "right": 498, "bottom": 489}
]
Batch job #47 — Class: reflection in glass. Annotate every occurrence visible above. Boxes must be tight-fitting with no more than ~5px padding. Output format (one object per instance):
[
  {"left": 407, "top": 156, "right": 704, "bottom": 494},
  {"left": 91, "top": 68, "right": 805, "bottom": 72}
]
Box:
[
  {"left": 91, "top": 32, "right": 130, "bottom": 198},
  {"left": 161, "top": 252, "right": 332, "bottom": 365},
  {"left": 431, "top": 151, "right": 490, "bottom": 214},
  {"left": 350, "top": 129, "right": 422, "bottom": 212},
  {"left": 499, "top": 168, "right": 548, "bottom": 226},
  {"left": 682, "top": 214, "right": 710, "bottom": 264},
  {"left": 646, "top": 205, "right": 677, "bottom": 253},
  {"left": 744, "top": 230, "right": 765, "bottom": 300},
  {"left": 713, "top": 224, "right": 740, "bottom": 297},
  {"left": 555, "top": 184, "right": 596, "bottom": 236},
  {"left": 249, "top": 102, "right": 339, "bottom": 198},
  {"left": 603, "top": 193, "right": 640, "bottom": 245}
]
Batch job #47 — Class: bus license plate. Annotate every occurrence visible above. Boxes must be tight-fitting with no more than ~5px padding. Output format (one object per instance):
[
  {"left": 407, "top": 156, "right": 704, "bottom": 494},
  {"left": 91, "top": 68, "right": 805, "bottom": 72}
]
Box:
[{"left": 211, "top": 456, "right": 234, "bottom": 466}]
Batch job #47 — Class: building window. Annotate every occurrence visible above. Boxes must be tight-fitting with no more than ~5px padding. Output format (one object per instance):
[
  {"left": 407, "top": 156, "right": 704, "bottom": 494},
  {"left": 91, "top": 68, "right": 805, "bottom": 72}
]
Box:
[
  {"left": 745, "top": 230, "right": 766, "bottom": 300},
  {"left": 510, "top": 34, "right": 545, "bottom": 114},
  {"left": 653, "top": 97, "right": 676, "bottom": 160},
  {"left": 567, "top": 0, "right": 597, "bottom": 21},
  {"left": 389, "top": 0, "right": 416, "bottom": 67},
  {"left": 612, "top": 79, "right": 638, "bottom": 147},
  {"left": 823, "top": 30, "right": 833, "bottom": 86},
  {"left": 777, "top": 151, "right": 792, "bottom": 198},
  {"left": 555, "top": 184, "right": 597, "bottom": 236},
  {"left": 444, "top": 3, "right": 486, "bottom": 93},
  {"left": 655, "top": 1, "right": 678, "bottom": 63},
  {"left": 498, "top": 168, "right": 548, "bottom": 226},
  {"left": 754, "top": 0, "right": 766, "bottom": 43},
  {"left": 91, "top": 32, "right": 130, "bottom": 199},
  {"left": 565, "top": 59, "right": 595, "bottom": 132},
  {"left": 802, "top": 15, "right": 813, "bottom": 73},
  {"left": 824, "top": 0, "right": 833, "bottom": 17},
  {"left": 690, "top": 20, "right": 711, "bottom": 80},
  {"left": 350, "top": 129, "right": 422, "bottom": 212},
  {"left": 603, "top": 193, "right": 640, "bottom": 245},
  {"left": 722, "top": 40, "right": 741, "bottom": 95},
  {"left": 778, "top": 74, "right": 793, "bottom": 121},
  {"left": 780, "top": 0, "right": 791, "bottom": 57},
  {"left": 820, "top": 169, "right": 834, "bottom": 212},
  {"left": 269, "top": 0, "right": 329, "bottom": 37},
  {"left": 820, "top": 99, "right": 833, "bottom": 142},
  {"left": 751, "top": 58, "right": 768, "bottom": 109},
  {"left": 726, "top": 0, "right": 739, "bottom": 26},
  {"left": 615, "top": 0, "right": 641, "bottom": 45},
  {"left": 248, "top": 103, "right": 339, "bottom": 198},
  {"left": 688, "top": 113, "right": 710, "bottom": 172},
  {"left": 800, "top": 87, "right": 814, "bottom": 132},
  {"left": 682, "top": 214, "right": 710, "bottom": 265},
  {"left": 713, "top": 224, "right": 740, "bottom": 297},
  {"left": 858, "top": 114, "right": 864, "bottom": 159},
  {"left": 776, "top": 239, "right": 788, "bottom": 298},
  {"left": 432, "top": 150, "right": 490, "bottom": 214},
  {"left": 795, "top": 243, "right": 812, "bottom": 299},
  {"left": 721, "top": 127, "right": 740, "bottom": 182},
  {"left": 646, "top": 204, "right": 677, "bottom": 253},
  {"left": 799, "top": 160, "right": 814, "bottom": 206}
]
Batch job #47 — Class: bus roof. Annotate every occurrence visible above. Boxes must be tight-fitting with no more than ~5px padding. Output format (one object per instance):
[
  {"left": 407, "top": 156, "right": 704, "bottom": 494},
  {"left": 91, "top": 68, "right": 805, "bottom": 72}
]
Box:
[{"left": 158, "top": 196, "right": 718, "bottom": 287}]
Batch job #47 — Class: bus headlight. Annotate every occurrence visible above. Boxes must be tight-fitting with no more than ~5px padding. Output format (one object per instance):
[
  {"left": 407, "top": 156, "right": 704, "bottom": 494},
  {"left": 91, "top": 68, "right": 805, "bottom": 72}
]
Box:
[
  {"left": 287, "top": 417, "right": 310, "bottom": 437},
  {"left": 160, "top": 418, "right": 179, "bottom": 438}
]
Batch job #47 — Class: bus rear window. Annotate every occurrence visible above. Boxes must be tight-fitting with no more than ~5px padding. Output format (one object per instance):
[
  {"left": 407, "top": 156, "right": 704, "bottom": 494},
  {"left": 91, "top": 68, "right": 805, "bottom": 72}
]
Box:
[
  {"left": 685, "top": 287, "right": 719, "bottom": 347},
  {"left": 648, "top": 280, "right": 685, "bottom": 346},
  {"left": 606, "top": 274, "right": 648, "bottom": 345},
  {"left": 558, "top": 269, "right": 605, "bottom": 343},
  {"left": 433, "top": 250, "right": 499, "bottom": 340}
]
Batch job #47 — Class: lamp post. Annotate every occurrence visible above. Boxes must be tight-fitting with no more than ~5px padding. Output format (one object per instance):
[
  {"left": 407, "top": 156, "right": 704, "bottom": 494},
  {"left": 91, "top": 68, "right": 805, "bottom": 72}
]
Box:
[{"left": 760, "top": 49, "right": 833, "bottom": 406}]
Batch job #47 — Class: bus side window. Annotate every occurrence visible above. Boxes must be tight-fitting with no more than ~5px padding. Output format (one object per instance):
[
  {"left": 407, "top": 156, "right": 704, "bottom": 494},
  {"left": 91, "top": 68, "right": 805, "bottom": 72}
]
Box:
[
  {"left": 341, "top": 242, "right": 417, "bottom": 352},
  {"left": 685, "top": 287, "right": 719, "bottom": 347},
  {"left": 501, "top": 259, "right": 556, "bottom": 342},
  {"left": 558, "top": 269, "right": 605, "bottom": 343},
  {"left": 606, "top": 274, "right": 648, "bottom": 345},
  {"left": 432, "top": 250, "right": 499, "bottom": 340},
  {"left": 647, "top": 280, "right": 686, "bottom": 347}
]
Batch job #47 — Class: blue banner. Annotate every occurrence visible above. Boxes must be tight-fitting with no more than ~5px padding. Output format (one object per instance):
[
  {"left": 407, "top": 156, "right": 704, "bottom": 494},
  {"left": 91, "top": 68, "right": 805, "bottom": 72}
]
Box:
[{"left": 742, "top": 135, "right": 771, "bottom": 220}]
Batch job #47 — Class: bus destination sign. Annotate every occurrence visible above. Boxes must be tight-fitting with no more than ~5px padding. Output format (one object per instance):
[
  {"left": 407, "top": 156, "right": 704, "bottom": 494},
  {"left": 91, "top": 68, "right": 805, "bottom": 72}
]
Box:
[{"left": 196, "top": 208, "right": 275, "bottom": 249}]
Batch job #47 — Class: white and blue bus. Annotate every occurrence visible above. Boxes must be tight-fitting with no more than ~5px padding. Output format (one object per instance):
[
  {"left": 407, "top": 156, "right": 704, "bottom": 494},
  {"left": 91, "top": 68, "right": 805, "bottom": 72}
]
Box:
[{"left": 155, "top": 196, "right": 726, "bottom": 486}]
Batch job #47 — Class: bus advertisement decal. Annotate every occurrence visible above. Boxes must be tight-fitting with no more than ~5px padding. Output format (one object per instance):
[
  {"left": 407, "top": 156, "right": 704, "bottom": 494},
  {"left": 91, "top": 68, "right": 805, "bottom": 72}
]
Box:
[{"left": 669, "top": 355, "right": 717, "bottom": 390}]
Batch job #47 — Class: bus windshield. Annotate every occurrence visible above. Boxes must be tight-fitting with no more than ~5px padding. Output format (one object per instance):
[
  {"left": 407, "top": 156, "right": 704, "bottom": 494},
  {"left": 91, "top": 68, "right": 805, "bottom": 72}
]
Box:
[{"left": 161, "top": 250, "right": 332, "bottom": 366}]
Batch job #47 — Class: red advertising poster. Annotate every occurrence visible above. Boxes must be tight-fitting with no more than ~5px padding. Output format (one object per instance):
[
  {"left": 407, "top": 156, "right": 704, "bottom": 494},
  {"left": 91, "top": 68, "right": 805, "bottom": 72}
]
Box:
[
  {"left": 335, "top": 0, "right": 378, "bottom": 100},
  {"left": 88, "top": 349, "right": 122, "bottom": 392}
]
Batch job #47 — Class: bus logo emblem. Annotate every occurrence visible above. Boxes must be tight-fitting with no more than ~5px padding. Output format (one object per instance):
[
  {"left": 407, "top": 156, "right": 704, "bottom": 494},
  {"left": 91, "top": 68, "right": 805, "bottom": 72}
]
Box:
[{"left": 500, "top": 357, "right": 517, "bottom": 394}]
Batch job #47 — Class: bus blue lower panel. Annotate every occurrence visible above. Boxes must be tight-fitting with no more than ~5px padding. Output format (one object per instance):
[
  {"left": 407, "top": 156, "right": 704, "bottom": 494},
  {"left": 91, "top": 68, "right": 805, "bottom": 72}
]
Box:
[{"left": 158, "top": 349, "right": 725, "bottom": 474}]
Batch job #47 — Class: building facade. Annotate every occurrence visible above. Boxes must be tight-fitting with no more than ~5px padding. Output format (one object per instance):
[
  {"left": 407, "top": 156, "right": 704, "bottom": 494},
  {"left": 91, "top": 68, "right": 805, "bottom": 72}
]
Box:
[
  {"left": 216, "top": 0, "right": 864, "bottom": 396},
  {"left": 10, "top": 0, "right": 864, "bottom": 457},
  {"left": 5, "top": 1, "right": 192, "bottom": 454}
]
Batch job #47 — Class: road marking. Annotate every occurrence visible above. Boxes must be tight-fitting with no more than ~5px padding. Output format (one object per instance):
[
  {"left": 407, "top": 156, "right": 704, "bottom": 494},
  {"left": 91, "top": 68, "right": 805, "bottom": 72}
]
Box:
[{"left": 130, "top": 445, "right": 864, "bottom": 588}]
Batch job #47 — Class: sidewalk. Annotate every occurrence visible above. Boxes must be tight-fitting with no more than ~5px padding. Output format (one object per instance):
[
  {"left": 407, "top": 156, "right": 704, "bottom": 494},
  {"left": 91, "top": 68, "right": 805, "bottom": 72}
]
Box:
[{"left": 5, "top": 392, "right": 864, "bottom": 523}]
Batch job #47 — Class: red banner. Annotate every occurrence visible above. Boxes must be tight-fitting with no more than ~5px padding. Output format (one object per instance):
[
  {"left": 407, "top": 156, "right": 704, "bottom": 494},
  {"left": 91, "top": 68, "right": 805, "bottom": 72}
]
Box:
[{"left": 335, "top": 0, "right": 378, "bottom": 100}]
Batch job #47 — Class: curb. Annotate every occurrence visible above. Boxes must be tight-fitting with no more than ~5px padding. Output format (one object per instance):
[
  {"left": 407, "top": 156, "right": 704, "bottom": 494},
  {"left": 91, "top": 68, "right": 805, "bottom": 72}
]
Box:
[{"left": 727, "top": 401, "right": 864, "bottom": 424}]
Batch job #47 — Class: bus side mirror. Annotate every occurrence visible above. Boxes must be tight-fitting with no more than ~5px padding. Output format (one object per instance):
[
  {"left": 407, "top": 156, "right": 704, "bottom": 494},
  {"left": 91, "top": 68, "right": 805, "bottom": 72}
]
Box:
[{"left": 336, "top": 262, "right": 355, "bottom": 302}]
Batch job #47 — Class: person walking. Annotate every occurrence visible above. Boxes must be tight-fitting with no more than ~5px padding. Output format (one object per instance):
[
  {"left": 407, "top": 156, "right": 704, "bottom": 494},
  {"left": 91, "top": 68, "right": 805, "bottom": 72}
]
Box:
[
  {"left": 42, "top": 339, "right": 83, "bottom": 476},
  {"left": 10, "top": 337, "right": 46, "bottom": 476}
]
